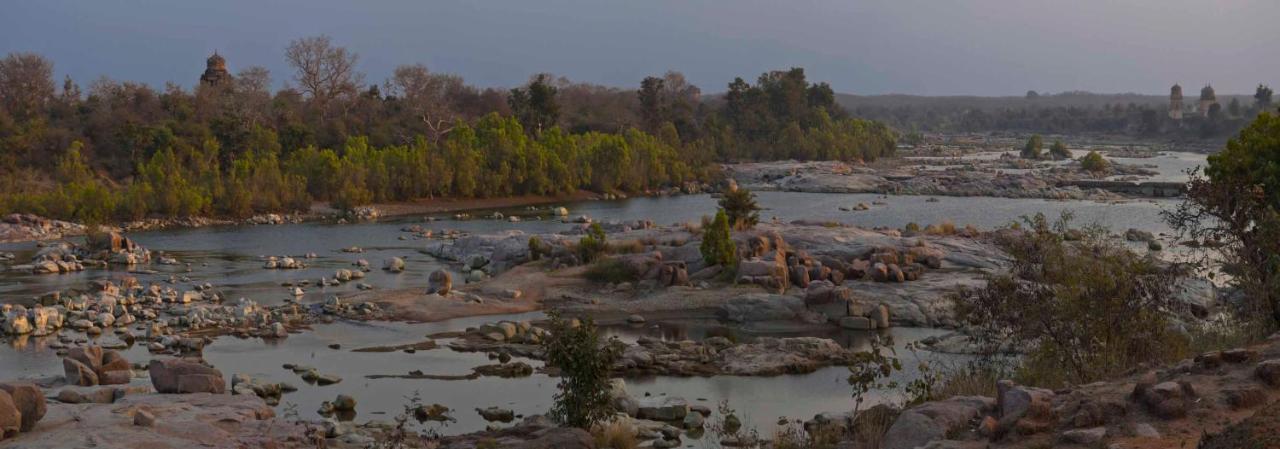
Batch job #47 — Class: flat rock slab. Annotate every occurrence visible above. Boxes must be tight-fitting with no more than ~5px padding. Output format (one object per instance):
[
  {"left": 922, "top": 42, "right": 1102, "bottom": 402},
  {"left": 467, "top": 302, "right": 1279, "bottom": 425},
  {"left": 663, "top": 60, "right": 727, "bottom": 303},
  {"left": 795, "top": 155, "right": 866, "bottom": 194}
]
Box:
[{"left": 6, "top": 393, "right": 307, "bottom": 448}]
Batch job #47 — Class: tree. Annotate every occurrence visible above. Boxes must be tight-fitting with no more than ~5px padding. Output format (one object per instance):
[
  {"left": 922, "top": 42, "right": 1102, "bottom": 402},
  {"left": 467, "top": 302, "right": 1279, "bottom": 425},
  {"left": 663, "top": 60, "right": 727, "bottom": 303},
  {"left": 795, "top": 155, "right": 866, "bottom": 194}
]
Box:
[
  {"left": 1079, "top": 150, "right": 1109, "bottom": 173},
  {"left": 1025, "top": 90, "right": 1040, "bottom": 99},
  {"left": 1167, "top": 112, "right": 1280, "bottom": 328},
  {"left": 1021, "top": 134, "right": 1043, "bottom": 159},
  {"left": 387, "top": 64, "right": 463, "bottom": 142},
  {"left": 1228, "top": 98, "right": 1242, "bottom": 117},
  {"left": 718, "top": 185, "right": 761, "bottom": 230},
  {"left": 0, "top": 52, "right": 55, "bottom": 120},
  {"left": 509, "top": 73, "right": 560, "bottom": 135},
  {"left": 638, "top": 76, "right": 664, "bottom": 133},
  {"left": 1048, "top": 139, "right": 1070, "bottom": 160},
  {"left": 1256, "top": 84, "right": 1274, "bottom": 109},
  {"left": 284, "top": 35, "right": 361, "bottom": 106},
  {"left": 542, "top": 312, "right": 620, "bottom": 429},
  {"left": 700, "top": 209, "right": 736, "bottom": 267}
]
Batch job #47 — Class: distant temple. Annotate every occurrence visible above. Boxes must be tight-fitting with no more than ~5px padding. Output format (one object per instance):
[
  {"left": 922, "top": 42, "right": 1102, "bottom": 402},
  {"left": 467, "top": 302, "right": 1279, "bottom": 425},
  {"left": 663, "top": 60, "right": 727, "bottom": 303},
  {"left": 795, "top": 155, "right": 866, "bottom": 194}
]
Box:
[
  {"left": 1198, "top": 84, "right": 1217, "bottom": 117},
  {"left": 1168, "top": 84, "right": 1183, "bottom": 120},
  {"left": 199, "top": 52, "right": 232, "bottom": 87}
]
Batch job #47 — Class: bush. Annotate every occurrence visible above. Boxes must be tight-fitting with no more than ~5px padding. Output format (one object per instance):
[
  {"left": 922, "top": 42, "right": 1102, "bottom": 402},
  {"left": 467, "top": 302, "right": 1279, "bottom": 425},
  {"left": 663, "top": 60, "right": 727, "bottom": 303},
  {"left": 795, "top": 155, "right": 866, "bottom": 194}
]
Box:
[
  {"left": 592, "top": 420, "right": 637, "bottom": 449},
  {"left": 952, "top": 213, "right": 1189, "bottom": 387},
  {"left": 543, "top": 312, "right": 621, "bottom": 429},
  {"left": 1048, "top": 139, "right": 1071, "bottom": 160},
  {"left": 1079, "top": 150, "right": 1110, "bottom": 172},
  {"left": 1020, "top": 134, "right": 1043, "bottom": 159},
  {"left": 700, "top": 209, "right": 736, "bottom": 267},
  {"left": 718, "top": 186, "right": 761, "bottom": 230},
  {"left": 584, "top": 259, "right": 639, "bottom": 284},
  {"left": 577, "top": 223, "right": 608, "bottom": 263}
]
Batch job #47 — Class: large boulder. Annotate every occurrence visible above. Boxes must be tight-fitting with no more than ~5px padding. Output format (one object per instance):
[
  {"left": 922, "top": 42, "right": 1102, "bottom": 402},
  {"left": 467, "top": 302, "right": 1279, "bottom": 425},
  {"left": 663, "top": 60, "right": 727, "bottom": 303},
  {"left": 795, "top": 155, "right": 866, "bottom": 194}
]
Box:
[
  {"left": 882, "top": 396, "right": 994, "bottom": 449},
  {"left": 63, "top": 358, "right": 99, "bottom": 386},
  {"left": 148, "top": 359, "right": 226, "bottom": 394},
  {"left": 637, "top": 397, "right": 689, "bottom": 421},
  {"left": 426, "top": 270, "right": 453, "bottom": 296},
  {"left": 0, "top": 389, "right": 18, "bottom": 439},
  {"left": 0, "top": 383, "right": 45, "bottom": 432},
  {"left": 383, "top": 257, "right": 406, "bottom": 273}
]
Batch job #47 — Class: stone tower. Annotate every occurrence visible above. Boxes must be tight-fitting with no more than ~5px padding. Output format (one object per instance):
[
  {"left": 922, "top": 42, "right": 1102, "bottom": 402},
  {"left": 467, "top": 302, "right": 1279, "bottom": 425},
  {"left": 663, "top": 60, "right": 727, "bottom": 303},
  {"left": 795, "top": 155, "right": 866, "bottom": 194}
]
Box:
[
  {"left": 200, "top": 52, "right": 232, "bottom": 87},
  {"left": 1199, "top": 84, "right": 1217, "bottom": 117},
  {"left": 1168, "top": 84, "right": 1183, "bottom": 120}
]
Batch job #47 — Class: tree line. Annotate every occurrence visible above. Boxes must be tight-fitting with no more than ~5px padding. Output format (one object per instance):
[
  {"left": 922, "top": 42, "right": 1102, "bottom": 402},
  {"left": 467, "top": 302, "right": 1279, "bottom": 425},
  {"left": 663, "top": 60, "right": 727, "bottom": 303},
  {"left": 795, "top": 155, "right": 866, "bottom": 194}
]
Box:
[
  {"left": 843, "top": 88, "right": 1276, "bottom": 139},
  {"left": 0, "top": 35, "right": 897, "bottom": 222}
]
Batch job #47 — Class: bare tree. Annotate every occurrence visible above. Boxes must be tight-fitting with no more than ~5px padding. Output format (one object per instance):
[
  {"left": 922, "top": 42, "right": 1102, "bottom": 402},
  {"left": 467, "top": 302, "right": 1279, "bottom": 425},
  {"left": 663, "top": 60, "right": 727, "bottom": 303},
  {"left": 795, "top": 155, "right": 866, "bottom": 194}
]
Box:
[
  {"left": 0, "top": 52, "right": 55, "bottom": 120},
  {"left": 284, "top": 35, "right": 361, "bottom": 107},
  {"left": 385, "top": 64, "right": 464, "bottom": 142}
]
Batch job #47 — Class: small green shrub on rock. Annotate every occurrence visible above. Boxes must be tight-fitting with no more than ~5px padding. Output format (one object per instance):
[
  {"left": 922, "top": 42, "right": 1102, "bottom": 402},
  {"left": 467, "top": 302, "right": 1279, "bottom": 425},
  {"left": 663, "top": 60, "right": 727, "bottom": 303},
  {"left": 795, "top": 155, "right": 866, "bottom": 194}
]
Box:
[
  {"left": 543, "top": 312, "right": 621, "bottom": 429},
  {"left": 700, "top": 209, "right": 736, "bottom": 267},
  {"left": 1079, "top": 150, "right": 1110, "bottom": 172}
]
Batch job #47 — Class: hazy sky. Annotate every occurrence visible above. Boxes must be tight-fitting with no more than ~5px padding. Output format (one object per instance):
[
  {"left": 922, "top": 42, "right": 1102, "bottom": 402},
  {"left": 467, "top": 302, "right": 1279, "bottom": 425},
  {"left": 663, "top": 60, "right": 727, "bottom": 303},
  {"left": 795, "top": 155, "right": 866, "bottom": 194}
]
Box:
[{"left": 3, "top": 0, "right": 1276, "bottom": 96}]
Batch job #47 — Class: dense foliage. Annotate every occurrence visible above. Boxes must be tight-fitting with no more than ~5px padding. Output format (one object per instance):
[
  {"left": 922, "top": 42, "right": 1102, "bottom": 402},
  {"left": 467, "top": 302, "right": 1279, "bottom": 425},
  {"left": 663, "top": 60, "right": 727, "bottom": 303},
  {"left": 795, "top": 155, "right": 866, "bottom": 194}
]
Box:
[
  {"left": 953, "top": 213, "right": 1188, "bottom": 387},
  {"left": 1020, "top": 134, "right": 1043, "bottom": 159},
  {"left": 0, "top": 44, "right": 899, "bottom": 222},
  {"left": 1168, "top": 112, "right": 1280, "bottom": 329},
  {"left": 542, "top": 312, "right": 620, "bottom": 429}
]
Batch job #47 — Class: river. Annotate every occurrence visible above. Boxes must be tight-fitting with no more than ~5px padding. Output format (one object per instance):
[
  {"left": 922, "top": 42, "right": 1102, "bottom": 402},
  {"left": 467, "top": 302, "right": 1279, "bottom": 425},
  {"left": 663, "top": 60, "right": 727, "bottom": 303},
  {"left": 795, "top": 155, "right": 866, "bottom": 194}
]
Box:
[{"left": 0, "top": 151, "right": 1206, "bottom": 439}]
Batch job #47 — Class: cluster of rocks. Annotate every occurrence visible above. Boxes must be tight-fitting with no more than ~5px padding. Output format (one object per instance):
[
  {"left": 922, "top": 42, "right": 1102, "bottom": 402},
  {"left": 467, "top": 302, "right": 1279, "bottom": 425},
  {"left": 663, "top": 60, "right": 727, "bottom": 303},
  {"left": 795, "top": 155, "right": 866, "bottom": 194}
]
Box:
[
  {"left": 611, "top": 252, "right": 694, "bottom": 288},
  {"left": 283, "top": 363, "right": 343, "bottom": 386},
  {"left": 605, "top": 380, "right": 710, "bottom": 447},
  {"left": 62, "top": 346, "right": 134, "bottom": 386},
  {"left": 844, "top": 343, "right": 1280, "bottom": 449},
  {"left": 262, "top": 255, "right": 306, "bottom": 269},
  {"left": 230, "top": 374, "right": 294, "bottom": 406},
  {"left": 13, "top": 232, "right": 152, "bottom": 274},
  {"left": 425, "top": 230, "right": 568, "bottom": 276},
  {"left": 0, "top": 213, "right": 85, "bottom": 243}
]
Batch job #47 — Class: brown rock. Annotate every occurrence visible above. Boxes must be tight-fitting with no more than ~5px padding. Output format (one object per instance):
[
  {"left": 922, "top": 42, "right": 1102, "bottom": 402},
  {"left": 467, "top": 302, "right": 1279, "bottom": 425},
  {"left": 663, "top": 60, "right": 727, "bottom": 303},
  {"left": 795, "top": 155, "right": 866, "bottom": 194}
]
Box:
[
  {"left": 63, "top": 357, "right": 99, "bottom": 386},
  {"left": 1256, "top": 359, "right": 1280, "bottom": 387},
  {"left": 100, "top": 370, "right": 132, "bottom": 385},
  {"left": 1224, "top": 386, "right": 1267, "bottom": 410},
  {"left": 149, "top": 359, "right": 226, "bottom": 394},
  {"left": 66, "top": 346, "right": 104, "bottom": 373},
  {"left": 0, "top": 383, "right": 45, "bottom": 432},
  {"left": 100, "top": 350, "right": 130, "bottom": 373},
  {"left": 0, "top": 389, "right": 19, "bottom": 439}
]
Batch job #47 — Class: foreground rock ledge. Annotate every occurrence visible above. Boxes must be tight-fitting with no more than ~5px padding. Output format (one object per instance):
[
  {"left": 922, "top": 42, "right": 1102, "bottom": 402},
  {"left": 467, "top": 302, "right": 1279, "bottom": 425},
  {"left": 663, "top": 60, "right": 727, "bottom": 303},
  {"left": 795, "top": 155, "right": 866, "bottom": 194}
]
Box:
[{"left": 7, "top": 393, "right": 306, "bottom": 449}]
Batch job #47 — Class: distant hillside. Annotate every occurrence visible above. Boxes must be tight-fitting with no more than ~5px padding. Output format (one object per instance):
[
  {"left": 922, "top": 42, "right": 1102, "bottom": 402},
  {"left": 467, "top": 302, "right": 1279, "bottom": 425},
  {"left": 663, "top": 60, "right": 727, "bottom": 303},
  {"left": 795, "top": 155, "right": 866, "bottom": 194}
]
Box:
[{"left": 834, "top": 92, "right": 1254, "bottom": 111}]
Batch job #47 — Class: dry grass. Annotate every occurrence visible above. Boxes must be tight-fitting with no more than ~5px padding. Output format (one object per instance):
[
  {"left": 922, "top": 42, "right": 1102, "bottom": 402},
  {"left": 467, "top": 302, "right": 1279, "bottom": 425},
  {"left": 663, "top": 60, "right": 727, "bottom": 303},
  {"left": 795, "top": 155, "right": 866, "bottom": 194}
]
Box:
[
  {"left": 592, "top": 420, "right": 638, "bottom": 449},
  {"left": 923, "top": 220, "right": 957, "bottom": 236}
]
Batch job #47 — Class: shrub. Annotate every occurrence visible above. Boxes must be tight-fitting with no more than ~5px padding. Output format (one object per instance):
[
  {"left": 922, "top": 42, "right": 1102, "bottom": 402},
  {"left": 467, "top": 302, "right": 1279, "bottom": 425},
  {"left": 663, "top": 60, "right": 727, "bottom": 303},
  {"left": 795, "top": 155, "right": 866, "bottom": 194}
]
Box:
[
  {"left": 719, "top": 186, "right": 761, "bottom": 230},
  {"left": 952, "top": 213, "right": 1189, "bottom": 387},
  {"left": 543, "top": 312, "right": 621, "bottom": 429},
  {"left": 584, "top": 258, "right": 639, "bottom": 284},
  {"left": 1020, "top": 135, "right": 1043, "bottom": 159},
  {"left": 1079, "top": 150, "right": 1110, "bottom": 172},
  {"left": 528, "top": 236, "right": 549, "bottom": 260},
  {"left": 577, "top": 223, "right": 608, "bottom": 263},
  {"left": 700, "top": 209, "right": 736, "bottom": 267},
  {"left": 1048, "top": 139, "right": 1071, "bottom": 160}
]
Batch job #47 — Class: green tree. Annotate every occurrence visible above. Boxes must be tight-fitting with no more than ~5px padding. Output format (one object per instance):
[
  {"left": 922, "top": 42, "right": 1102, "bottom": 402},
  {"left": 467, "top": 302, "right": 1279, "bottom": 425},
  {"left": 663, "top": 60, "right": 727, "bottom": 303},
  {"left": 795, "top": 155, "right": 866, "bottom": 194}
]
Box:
[
  {"left": 1079, "top": 150, "right": 1109, "bottom": 172},
  {"left": 1168, "top": 112, "right": 1280, "bottom": 328},
  {"left": 1256, "top": 84, "right": 1274, "bottom": 109},
  {"left": 577, "top": 222, "right": 608, "bottom": 263},
  {"left": 718, "top": 186, "right": 761, "bottom": 230},
  {"left": 1021, "top": 135, "right": 1043, "bottom": 159},
  {"left": 700, "top": 209, "right": 736, "bottom": 267},
  {"left": 509, "top": 73, "right": 560, "bottom": 136},
  {"left": 542, "top": 312, "right": 620, "bottom": 429}
]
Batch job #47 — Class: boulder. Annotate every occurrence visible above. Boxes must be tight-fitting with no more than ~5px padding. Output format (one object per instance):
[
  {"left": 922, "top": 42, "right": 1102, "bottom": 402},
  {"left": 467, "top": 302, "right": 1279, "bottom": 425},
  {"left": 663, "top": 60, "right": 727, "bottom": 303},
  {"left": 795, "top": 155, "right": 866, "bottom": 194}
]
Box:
[
  {"left": 63, "top": 358, "right": 99, "bottom": 386},
  {"left": 148, "top": 359, "right": 226, "bottom": 394},
  {"left": 0, "top": 390, "right": 18, "bottom": 439},
  {"left": 427, "top": 270, "right": 453, "bottom": 295},
  {"left": 383, "top": 257, "right": 406, "bottom": 273},
  {"left": 0, "top": 383, "right": 44, "bottom": 432},
  {"left": 1255, "top": 359, "right": 1280, "bottom": 387},
  {"left": 882, "top": 396, "right": 993, "bottom": 449},
  {"left": 637, "top": 397, "right": 689, "bottom": 421}
]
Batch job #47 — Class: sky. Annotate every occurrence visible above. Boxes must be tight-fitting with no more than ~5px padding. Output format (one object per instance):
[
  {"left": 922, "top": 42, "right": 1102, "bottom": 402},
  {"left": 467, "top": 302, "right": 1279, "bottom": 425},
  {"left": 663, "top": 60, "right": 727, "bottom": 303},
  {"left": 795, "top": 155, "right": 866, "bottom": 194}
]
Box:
[{"left": 2, "top": 0, "right": 1277, "bottom": 96}]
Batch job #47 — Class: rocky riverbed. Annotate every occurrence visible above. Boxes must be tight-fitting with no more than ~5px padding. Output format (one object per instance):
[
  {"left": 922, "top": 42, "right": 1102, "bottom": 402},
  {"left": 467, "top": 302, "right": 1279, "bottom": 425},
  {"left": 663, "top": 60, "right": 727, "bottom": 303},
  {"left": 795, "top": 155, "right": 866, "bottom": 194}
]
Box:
[{"left": 724, "top": 148, "right": 1171, "bottom": 201}]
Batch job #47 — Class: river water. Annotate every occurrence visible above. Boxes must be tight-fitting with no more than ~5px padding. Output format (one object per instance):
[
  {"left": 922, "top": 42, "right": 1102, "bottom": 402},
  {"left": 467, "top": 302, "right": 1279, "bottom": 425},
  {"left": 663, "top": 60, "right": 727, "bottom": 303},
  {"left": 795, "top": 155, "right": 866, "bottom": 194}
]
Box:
[{"left": 0, "top": 152, "right": 1206, "bottom": 438}]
